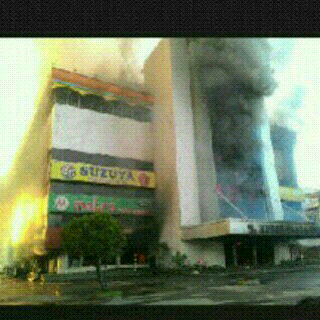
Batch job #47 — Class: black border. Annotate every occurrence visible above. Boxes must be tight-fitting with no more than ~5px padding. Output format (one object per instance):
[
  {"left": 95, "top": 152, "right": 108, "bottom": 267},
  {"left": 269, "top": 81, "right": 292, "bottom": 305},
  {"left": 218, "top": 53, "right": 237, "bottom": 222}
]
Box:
[{"left": 0, "top": 305, "right": 317, "bottom": 319}]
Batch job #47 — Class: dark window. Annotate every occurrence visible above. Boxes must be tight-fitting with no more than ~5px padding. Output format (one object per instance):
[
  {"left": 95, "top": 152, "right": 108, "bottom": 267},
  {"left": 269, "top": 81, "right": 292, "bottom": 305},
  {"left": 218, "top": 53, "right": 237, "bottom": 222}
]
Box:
[
  {"left": 144, "top": 108, "right": 152, "bottom": 122},
  {"left": 53, "top": 87, "right": 71, "bottom": 105},
  {"left": 53, "top": 87, "right": 81, "bottom": 107},
  {"left": 133, "top": 108, "right": 143, "bottom": 121},
  {"left": 80, "top": 94, "right": 105, "bottom": 112},
  {"left": 122, "top": 104, "right": 133, "bottom": 118},
  {"left": 102, "top": 101, "right": 115, "bottom": 114},
  {"left": 113, "top": 101, "right": 123, "bottom": 117},
  {"left": 67, "top": 90, "right": 81, "bottom": 107}
]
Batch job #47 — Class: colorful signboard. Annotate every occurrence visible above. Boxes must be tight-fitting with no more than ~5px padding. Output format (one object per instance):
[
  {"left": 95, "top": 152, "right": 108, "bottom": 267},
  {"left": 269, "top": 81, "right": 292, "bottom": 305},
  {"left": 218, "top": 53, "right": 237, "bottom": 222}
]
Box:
[
  {"left": 48, "top": 193, "right": 154, "bottom": 215},
  {"left": 279, "top": 186, "right": 305, "bottom": 202},
  {"left": 50, "top": 160, "right": 156, "bottom": 188}
]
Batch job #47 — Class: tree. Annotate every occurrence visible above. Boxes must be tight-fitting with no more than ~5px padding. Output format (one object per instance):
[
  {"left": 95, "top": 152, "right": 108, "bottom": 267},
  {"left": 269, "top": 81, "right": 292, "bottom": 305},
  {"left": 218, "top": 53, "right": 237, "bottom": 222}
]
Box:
[{"left": 61, "top": 212, "right": 126, "bottom": 289}]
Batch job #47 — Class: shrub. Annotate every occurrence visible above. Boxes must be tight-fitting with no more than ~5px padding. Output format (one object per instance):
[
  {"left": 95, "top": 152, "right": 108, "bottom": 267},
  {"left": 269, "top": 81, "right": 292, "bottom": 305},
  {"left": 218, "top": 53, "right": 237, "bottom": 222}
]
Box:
[{"left": 172, "top": 251, "right": 187, "bottom": 269}]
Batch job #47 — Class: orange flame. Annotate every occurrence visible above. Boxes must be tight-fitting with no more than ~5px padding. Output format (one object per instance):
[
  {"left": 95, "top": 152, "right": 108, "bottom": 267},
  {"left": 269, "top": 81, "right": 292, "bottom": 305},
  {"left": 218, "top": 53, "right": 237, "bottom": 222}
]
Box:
[{"left": 10, "top": 192, "right": 47, "bottom": 257}]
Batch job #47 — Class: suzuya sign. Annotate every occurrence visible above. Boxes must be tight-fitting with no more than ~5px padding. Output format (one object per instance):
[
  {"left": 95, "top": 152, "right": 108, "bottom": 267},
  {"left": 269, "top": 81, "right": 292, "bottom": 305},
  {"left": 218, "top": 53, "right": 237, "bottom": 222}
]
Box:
[
  {"left": 50, "top": 160, "right": 156, "bottom": 188},
  {"left": 49, "top": 193, "right": 154, "bottom": 216}
]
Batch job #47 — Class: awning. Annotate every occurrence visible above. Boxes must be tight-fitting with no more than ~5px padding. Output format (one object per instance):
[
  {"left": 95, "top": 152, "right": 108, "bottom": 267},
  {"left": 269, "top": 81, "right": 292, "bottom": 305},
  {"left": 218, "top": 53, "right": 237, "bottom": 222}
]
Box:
[{"left": 181, "top": 218, "right": 320, "bottom": 240}]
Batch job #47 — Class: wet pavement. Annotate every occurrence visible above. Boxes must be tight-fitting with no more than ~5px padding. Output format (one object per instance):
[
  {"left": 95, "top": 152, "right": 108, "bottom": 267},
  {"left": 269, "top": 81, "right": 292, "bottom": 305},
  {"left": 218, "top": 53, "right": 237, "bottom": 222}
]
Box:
[{"left": 2, "top": 267, "right": 320, "bottom": 305}]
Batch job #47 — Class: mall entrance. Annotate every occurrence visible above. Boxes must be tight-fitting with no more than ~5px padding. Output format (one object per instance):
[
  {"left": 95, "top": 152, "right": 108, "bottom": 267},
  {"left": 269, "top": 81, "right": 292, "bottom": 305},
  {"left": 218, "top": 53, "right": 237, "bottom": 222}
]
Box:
[
  {"left": 224, "top": 236, "right": 275, "bottom": 267},
  {"left": 120, "top": 229, "right": 156, "bottom": 265}
]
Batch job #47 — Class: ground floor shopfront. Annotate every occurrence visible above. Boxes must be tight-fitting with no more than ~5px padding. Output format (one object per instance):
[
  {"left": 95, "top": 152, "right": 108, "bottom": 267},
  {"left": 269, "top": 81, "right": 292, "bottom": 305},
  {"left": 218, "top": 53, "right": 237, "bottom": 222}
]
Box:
[
  {"left": 43, "top": 226, "right": 157, "bottom": 274},
  {"left": 181, "top": 218, "right": 320, "bottom": 269},
  {"left": 40, "top": 218, "right": 320, "bottom": 274}
]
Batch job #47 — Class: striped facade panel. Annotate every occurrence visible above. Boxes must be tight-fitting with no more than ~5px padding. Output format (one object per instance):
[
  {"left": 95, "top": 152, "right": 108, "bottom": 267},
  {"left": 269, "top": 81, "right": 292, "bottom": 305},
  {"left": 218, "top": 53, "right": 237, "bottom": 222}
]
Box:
[
  {"left": 51, "top": 148, "right": 154, "bottom": 171},
  {"left": 52, "top": 87, "right": 152, "bottom": 122},
  {"left": 52, "top": 104, "right": 153, "bottom": 162}
]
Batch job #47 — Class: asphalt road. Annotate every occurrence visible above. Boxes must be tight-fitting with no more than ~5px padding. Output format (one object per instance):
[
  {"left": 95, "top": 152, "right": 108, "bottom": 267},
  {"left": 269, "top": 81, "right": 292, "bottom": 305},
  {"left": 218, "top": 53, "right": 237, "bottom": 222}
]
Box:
[{"left": 2, "top": 267, "right": 320, "bottom": 305}]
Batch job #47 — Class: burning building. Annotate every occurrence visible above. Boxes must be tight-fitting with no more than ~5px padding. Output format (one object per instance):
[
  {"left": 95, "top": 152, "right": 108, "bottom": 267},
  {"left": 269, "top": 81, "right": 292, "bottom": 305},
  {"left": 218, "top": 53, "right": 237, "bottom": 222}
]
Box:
[
  {"left": 142, "top": 38, "right": 320, "bottom": 268},
  {"left": 43, "top": 68, "right": 157, "bottom": 272}
]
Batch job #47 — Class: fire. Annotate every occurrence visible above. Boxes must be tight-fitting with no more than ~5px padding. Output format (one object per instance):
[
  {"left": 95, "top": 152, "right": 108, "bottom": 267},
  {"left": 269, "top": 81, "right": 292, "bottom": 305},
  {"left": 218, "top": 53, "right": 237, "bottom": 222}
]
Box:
[{"left": 10, "top": 193, "right": 47, "bottom": 251}]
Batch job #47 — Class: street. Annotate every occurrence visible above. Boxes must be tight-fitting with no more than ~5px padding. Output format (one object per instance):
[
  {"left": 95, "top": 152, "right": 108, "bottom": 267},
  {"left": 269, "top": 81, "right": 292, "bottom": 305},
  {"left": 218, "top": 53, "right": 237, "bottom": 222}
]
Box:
[{"left": 1, "top": 267, "right": 320, "bottom": 305}]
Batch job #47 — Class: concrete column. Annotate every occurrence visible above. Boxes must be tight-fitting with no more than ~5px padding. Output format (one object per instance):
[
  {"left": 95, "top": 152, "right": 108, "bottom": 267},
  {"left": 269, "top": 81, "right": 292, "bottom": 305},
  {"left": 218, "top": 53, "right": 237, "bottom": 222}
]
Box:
[
  {"left": 143, "top": 39, "right": 183, "bottom": 253},
  {"left": 116, "top": 254, "right": 121, "bottom": 266},
  {"left": 143, "top": 39, "right": 202, "bottom": 254},
  {"left": 79, "top": 256, "right": 84, "bottom": 267},
  {"left": 232, "top": 243, "right": 238, "bottom": 267},
  {"left": 170, "top": 38, "right": 201, "bottom": 226},
  {"left": 189, "top": 63, "right": 220, "bottom": 222},
  {"left": 258, "top": 100, "right": 284, "bottom": 221},
  {"left": 253, "top": 242, "right": 258, "bottom": 268}
]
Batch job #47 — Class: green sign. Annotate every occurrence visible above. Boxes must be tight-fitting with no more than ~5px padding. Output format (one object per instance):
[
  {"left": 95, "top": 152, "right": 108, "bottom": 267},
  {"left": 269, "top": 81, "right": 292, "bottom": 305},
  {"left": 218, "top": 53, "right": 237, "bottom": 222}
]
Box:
[{"left": 49, "top": 193, "right": 154, "bottom": 216}]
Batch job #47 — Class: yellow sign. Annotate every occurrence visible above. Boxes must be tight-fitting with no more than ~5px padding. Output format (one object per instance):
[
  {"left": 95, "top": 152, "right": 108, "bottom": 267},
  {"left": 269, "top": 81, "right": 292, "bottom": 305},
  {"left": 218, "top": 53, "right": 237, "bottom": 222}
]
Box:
[
  {"left": 279, "top": 186, "right": 305, "bottom": 202},
  {"left": 50, "top": 160, "right": 156, "bottom": 188}
]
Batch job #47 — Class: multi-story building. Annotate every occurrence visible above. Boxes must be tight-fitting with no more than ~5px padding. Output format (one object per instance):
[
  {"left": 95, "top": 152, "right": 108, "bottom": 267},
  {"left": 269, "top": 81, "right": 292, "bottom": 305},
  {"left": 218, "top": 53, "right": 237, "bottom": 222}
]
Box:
[
  {"left": 141, "top": 38, "right": 320, "bottom": 268},
  {"left": 44, "top": 68, "right": 157, "bottom": 272}
]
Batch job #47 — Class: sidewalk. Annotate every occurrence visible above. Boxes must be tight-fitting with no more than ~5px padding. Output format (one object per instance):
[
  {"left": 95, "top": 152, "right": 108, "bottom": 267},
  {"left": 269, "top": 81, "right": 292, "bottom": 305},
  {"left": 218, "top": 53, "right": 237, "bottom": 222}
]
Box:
[{"left": 43, "top": 263, "right": 320, "bottom": 283}]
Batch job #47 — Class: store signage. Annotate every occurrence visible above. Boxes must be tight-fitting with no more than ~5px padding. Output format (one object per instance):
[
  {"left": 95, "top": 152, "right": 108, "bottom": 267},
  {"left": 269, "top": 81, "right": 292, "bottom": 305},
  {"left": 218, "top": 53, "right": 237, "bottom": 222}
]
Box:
[
  {"left": 49, "top": 193, "right": 154, "bottom": 215},
  {"left": 279, "top": 186, "right": 305, "bottom": 202},
  {"left": 50, "top": 160, "right": 156, "bottom": 188},
  {"left": 229, "top": 218, "right": 320, "bottom": 237},
  {"left": 243, "top": 222, "right": 320, "bottom": 236},
  {"left": 258, "top": 223, "right": 320, "bottom": 236}
]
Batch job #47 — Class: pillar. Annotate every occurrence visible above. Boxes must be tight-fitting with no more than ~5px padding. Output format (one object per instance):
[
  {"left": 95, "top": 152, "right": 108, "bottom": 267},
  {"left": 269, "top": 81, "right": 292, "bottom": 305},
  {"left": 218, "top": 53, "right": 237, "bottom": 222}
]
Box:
[
  {"left": 189, "top": 61, "right": 220, "bottom": 222},
  {"left": 232, "top": 243, "right": 238, "bottom": 267},
  {"left": 258, "top": 99, "right": 284, "bottom": 220},
  {"left": 253, "top": 241, "right": 258, "bottom": 268},
  {"left": 143, "top": 39, "right": 201, "bottom": 254},
  {"left": 170, "top": 38, "right": 201, "bottom": 226}
]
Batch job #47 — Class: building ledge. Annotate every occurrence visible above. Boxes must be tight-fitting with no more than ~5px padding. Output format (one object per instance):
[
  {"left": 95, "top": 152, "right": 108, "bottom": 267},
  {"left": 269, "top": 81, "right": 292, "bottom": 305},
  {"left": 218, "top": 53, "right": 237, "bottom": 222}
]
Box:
[
  {"left": 181, "top": 218, "right": 320, "bottom": 240},
  {"left": 181, "top": 219, "right": 230, "bottom": 240}
]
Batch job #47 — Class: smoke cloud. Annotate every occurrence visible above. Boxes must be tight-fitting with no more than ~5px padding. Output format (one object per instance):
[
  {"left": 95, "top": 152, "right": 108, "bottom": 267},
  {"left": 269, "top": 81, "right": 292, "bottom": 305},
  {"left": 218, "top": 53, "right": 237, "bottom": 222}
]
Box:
[{"left": 188, "top": 38, "right": 279, "bottom": 219}]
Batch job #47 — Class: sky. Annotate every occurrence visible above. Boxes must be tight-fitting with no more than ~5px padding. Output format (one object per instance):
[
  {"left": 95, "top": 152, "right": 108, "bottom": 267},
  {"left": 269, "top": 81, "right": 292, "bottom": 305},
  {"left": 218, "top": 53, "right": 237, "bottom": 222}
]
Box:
[{"left": 265, "top": 38, "right": 320, "bottom": 191}]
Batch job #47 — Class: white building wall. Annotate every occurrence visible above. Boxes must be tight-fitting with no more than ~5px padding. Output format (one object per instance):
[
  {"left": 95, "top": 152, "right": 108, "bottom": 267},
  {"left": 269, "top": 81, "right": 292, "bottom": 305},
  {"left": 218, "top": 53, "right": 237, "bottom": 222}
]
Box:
[
  {"left": 170, "top": 38, "right": 201, "bottom": 227},
  {"left": 189, "top": 61, "right": 220, "bottom": 223},
  {"left": 143, "top": 39, "right": 201, "bottom": 254},
  {"left": 181, "top": 240, "right": 225, "bottom": 267},
  {"left": 274, "top": 243, "right": 290, "bottom": 265},
  {"left": 53, "top": 104, "right": 153, "bottom": 162},
  {"left": 258, "top": 101, "right": 284, "bottom": 221}
]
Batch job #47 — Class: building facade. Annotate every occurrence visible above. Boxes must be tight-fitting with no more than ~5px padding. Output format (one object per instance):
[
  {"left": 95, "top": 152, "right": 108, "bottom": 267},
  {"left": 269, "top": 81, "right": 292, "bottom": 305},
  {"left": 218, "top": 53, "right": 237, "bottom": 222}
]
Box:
[
  {"left": 142, "top": 38, "right": 320, "bottom": 268},
  {"left": 44, "top": 68, "right": 157, "bottom": 272}
]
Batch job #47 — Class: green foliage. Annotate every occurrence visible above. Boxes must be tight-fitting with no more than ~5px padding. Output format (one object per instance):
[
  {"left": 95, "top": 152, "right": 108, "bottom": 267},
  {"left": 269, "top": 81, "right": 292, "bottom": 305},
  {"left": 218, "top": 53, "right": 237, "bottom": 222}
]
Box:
[
  {"left": 172, "top": 251, "right": 187, "bottom": 269},
  {"left": 61, "top": 212, "right": 126, "bottom": 266}
]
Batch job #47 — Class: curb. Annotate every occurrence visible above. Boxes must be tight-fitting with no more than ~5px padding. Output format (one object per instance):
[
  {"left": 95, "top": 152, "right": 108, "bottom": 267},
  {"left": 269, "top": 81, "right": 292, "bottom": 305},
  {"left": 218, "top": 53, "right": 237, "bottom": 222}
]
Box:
[{"left": 42, "top": 264, "right": 320, "bottom": 283}]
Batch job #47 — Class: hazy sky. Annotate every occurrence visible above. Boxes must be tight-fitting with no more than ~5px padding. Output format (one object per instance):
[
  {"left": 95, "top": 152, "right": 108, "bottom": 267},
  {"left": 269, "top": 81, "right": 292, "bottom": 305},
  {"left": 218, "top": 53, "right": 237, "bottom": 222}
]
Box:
[{"left": 266, "top": 38, "right": 320, "bottom": 190}]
